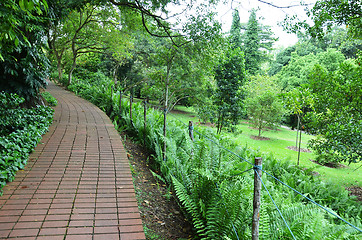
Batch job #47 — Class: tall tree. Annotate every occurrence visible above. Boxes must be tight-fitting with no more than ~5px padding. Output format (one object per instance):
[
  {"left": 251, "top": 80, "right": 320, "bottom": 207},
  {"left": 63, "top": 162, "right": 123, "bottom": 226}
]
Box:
[
  {"left": 48, "top": 3, "right": 133, "bottom": 86},
  {"left": 230, "top": 9, "right": 242, "bottom": 49},
  {"left": 244, "top": 9, "right": 261, "bottom": 75},
  {"left": 213, "top": 10, "right": 247, "bottom": 134},
  {"left": 214, "top": 46, "right": 246, "bottom": 134},
  {"left": 137, "top": 13, "right": 222, "bottom": 159}
]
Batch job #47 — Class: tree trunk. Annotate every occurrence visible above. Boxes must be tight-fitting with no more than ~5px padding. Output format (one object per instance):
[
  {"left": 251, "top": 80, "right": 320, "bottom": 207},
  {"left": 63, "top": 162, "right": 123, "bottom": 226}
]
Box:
[
  {"left": 57, "top": 62, "right": 63, "bottom": 83},
  {"left": 297, "top": 124, "right": 302, "bottom": 166},
  {"left": 68, "top": 58, "right": 76, "bottom": 87},
  {"left": 119, "top": 90, "right": 122, "bottom": 115},
  {"left": 113, "top": 65, "right": 118, "bottom": 84},
  {"left": 130, "top": 89, "right": 133, "bottom": 126},
  {"left": 144, "top": 99, "right": 147, "bottom": 146},
  {"left": 69, "top": 34, "right": 77, "bottom": 87},
  {"left": 217, "top": 110, "right": 224, "bottom": 135},
  {"left": 163, "top": 76, "right": 169, "bottom": 161},
  {"left": 296, "top": 115, "right": 300, "bottom": 148},
  {"left": 163, "top": 59, "right": 172, "bottom": 161}
]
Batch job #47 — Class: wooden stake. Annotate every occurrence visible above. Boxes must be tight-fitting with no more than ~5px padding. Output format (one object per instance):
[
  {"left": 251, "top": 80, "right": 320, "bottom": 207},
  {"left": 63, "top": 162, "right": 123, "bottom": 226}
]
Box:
[
  {"left": 252, "top": 157, "right": 262, "bottom": 240},
  {"left": 130, "top": 91, "right": 133, "bottom": 126},
  {"left": 119, "top": 90, "right": 122, "bottom": 115},
  {"left": 188, "top": 121, "right": 194, "bottom": 141},
  {"left": 143, "top": 98, "right": 147, "bottom": 146}
]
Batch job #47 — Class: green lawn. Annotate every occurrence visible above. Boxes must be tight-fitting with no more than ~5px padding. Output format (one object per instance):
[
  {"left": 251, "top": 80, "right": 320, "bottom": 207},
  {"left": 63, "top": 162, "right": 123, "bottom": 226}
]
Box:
[{"left": 169, "top": 106, "right": 362, "bottom": 187}]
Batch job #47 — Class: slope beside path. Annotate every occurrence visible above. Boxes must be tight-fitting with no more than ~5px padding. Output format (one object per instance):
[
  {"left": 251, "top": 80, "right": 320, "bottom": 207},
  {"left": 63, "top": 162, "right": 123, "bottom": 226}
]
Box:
[{"left": 0, "top": 82, "right": 145, "bottom": 240}]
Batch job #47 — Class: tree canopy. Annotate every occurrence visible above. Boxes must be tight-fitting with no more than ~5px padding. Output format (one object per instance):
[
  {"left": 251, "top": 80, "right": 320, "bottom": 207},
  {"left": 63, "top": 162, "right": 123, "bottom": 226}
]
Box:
[
  {"left": 284, "top": 0, "right": 362, "bottom": 39},
  {"left": 305, "top": 56, "right": 362, "bottom": 164},
  {"left": 276, "top": 48, "right": 345, "bottom": 91}
]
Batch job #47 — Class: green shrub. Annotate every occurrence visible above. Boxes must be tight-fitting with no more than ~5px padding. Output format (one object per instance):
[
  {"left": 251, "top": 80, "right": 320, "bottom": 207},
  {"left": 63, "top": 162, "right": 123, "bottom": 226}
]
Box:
[
  {"left": 41, "top": 91, "right": 58, "bottom": 106},
  {"left": 0, "top": 92, "right": 53, "bottom": 192}
]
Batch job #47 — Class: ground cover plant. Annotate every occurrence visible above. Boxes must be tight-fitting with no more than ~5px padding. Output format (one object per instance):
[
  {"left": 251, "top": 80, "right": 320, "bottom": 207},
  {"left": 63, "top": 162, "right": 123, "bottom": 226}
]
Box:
[
  {"left": 41, "top": 91, "right": 58, "bottom": 106},
  {"left": 66, "top": 76, "right": 362, "bottom": 239},
  {"left": 0, "top": 92, "right": 53, "bottom": 192}
]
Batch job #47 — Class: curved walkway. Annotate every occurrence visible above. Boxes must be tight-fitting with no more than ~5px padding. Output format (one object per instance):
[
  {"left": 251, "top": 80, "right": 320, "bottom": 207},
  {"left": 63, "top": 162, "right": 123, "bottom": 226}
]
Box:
[{"left": 0, "top": 82, "right": 145, "bottom": 240}]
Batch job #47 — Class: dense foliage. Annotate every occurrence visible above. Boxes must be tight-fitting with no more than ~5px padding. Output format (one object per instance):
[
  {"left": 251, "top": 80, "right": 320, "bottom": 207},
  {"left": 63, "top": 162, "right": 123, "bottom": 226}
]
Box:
[
  {"left": 213, "top": 10, "right": 246, "bottom": 134},
  {"left": 305, "top": 56, "right": 362, "bottom": 165},
  {"left": 214, "top": 47, "right": 246, "bottom": 134},
  {"left": 66, "top": 75, "right": 361, "bottom": 239},
  {"left": 275, "top": 48, "right": 345, "bottom": 91},
  {"left": 284, "top": 0, "right": 362, "bottom": 39},
  {"left": 0, "top": 92, "right": 53, "bottom": 192},
  {"left": 0, "top": 1, "right": 50, "bottom": 105},
  {"left": 41, "top": 91, "right": 58, "bottom": 106}
]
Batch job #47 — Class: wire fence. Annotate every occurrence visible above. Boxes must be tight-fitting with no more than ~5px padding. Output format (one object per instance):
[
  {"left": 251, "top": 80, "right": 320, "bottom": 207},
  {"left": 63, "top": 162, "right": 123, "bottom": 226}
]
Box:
[
  {"left": 167, "top": 110, "right": 362, "bottom": 235},
  {"left": 117, "top": 92, "right": 362, "bottom": 239}
]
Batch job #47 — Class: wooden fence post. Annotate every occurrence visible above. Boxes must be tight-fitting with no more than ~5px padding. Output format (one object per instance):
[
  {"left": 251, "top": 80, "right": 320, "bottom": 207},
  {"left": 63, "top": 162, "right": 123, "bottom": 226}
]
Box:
[
  {"left": 188, "top": 121, "right": 194, "bottom": 141},
  {"left": 130, "top": 91, "right": 133, "bottom": 126},
  {"left": 143, "top": 98, "right": 147, "bottom": 146},
  {"left": 119, "top": 90, "right": 122, "bottom": 115},
  {"left": 252, "top": 157, "right": 263, "bottom": 240}
]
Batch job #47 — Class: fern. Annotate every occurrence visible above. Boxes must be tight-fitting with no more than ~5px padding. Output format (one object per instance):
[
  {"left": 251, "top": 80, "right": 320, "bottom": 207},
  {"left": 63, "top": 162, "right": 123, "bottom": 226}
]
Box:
[{"left": 172, "top": 176, "right": 207, "bottom": 236}]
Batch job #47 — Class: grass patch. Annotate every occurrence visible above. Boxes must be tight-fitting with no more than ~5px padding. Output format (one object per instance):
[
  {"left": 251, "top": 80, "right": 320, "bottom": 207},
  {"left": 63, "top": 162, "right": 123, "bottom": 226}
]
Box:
[{"left": 168, "top": 110, "right": 362, "bottom": 187}]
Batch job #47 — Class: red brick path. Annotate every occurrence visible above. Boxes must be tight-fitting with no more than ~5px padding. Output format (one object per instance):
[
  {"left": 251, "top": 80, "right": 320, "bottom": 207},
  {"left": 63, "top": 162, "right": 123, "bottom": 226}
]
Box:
[{"left": 0, "top": 82, "right": 145, "bottom": 239}]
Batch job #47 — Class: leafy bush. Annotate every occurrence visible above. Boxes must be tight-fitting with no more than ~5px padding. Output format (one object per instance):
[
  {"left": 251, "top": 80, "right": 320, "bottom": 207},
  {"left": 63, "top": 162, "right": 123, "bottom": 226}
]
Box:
[
  {"left": 0, "top": 92, "right": 53, "bottom": 192},
  {"left": 67, "top": 76, "right": 362, "bottom": 239},
  {"left": 41, "top": 92, "right": 58, "bottom": 106}
]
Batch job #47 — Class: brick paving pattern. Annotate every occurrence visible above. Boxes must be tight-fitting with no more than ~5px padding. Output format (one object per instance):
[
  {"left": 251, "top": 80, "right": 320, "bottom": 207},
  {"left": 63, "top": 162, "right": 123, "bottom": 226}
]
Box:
[{"left": 0, "top": 82, "right": 145, "bottom": 239}]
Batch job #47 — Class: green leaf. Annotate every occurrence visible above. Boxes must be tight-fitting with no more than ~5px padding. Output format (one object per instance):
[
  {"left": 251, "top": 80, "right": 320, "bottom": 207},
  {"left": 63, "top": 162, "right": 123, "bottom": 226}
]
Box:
[{"left": 19, "top": 0, "right": 26, "bottom": 11}]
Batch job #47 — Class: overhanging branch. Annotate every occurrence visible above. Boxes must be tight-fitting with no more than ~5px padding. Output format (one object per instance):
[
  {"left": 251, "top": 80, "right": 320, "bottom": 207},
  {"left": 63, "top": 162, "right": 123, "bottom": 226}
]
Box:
[
  {"left": 256, "top": 0, "right": 314, "bottom": 9},
  {"left": 110, "top": 0, "right": 185, "bottom": 46}
]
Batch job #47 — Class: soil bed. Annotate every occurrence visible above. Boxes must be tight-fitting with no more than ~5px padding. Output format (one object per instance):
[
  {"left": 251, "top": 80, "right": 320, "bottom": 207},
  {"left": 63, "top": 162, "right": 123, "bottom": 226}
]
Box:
[
  {"left": 250, "top": 135, "right": 270, "bottom": 141},
  {"left": 309, "top": 159, "right": 347, "bottom": 169},
  {"left": 121, "top": 132, "right": 194, "bottom": 240},
  {"left": 347, "top": 186, "right": 362, "bottom": 202},
  {"left": 286, "top": 146, "right": 311, "bottom": 153}
]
